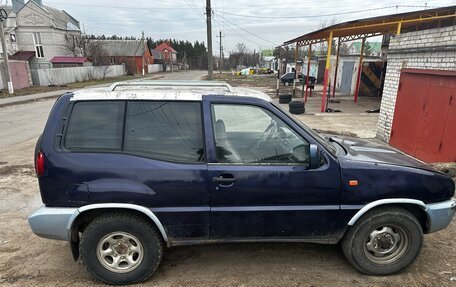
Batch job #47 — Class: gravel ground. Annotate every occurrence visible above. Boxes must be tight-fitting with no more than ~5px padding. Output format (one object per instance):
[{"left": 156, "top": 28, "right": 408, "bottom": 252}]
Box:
[{"left": 1, "top": 139, "right": 456, "bottom": 287}]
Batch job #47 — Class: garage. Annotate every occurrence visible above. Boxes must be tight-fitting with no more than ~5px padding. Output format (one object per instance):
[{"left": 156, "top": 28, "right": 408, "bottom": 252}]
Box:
[{"left": 389, "top": 69, "right": 456, "bottom": 163}]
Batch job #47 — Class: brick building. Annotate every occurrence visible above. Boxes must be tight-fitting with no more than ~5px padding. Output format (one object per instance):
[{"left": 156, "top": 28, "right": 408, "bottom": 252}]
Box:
[
  {"left": 98, "top": 40, "right": 153, "bottom": 75},
  {"left": 377, "top": 25, "right": 456, "bottom": 141}
]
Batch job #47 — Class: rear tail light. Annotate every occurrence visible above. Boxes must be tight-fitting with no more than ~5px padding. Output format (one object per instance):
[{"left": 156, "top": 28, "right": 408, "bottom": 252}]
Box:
[{"left": 35, "top": 151, "right": 45, "bottom": 177}]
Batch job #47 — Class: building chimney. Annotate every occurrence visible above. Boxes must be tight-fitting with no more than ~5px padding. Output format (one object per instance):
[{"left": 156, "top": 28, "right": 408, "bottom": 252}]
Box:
[{"left": 12, "top": 0, "right": 25, "bottom": 13}]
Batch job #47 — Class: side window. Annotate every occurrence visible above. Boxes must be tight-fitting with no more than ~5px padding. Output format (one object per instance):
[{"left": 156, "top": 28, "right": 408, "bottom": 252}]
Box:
[
  {"left": 125, "top": 101, "right": 204, "bottom": 163},
  {"left": 211, "top": 104, "right": 309, "bottom": 165},
  {"left": 65, "top": 101, "right": 124, "bottom": 150}
]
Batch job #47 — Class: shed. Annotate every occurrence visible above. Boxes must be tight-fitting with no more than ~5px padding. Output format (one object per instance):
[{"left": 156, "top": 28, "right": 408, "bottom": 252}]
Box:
[{"left": 50, "top": 56, "right": 91, "bottom": 67}]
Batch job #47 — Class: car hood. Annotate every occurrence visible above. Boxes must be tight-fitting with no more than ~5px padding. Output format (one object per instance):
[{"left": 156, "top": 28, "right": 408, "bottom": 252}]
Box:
[{"left": 328, "top": 136, "right": 438, "bottom": 172}]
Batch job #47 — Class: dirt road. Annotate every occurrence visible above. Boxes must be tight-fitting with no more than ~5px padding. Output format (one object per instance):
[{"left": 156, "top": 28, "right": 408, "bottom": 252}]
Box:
[{"left": 1, "top": 139, "right": 456, "bottom": 287}]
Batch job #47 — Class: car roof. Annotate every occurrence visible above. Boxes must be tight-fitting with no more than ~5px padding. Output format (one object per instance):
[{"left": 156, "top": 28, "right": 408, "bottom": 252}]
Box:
[{"left": 70, "top": 80, "right": 272, "bottom": 102}]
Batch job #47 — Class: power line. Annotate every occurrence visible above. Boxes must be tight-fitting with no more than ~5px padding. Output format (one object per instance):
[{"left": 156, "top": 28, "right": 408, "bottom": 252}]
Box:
[
  {"left": 212, "top": 5, "right": 433, "bottom": 19},
  {"left": 45, "top": 0, "right": 433, "bottom": 10},
  {"left": 81, "top": 18, "right": 202, "bottom": 23},
  {"left": 214, "top": 12, "right": 279, "bottom": 46},
  {"left": 46, "top": 2, "right": 198, "bottom": 10},
  {"left": 184, "top": 0, "right": 205, "bottom": 19},
  {"left": 218, "top": 17, "right": 269, "bottom": 50}
]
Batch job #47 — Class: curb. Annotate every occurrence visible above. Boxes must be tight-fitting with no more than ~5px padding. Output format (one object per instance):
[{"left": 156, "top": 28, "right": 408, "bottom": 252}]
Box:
[{"left": 0, "top": 95, "right": 60, "bottom": 109}]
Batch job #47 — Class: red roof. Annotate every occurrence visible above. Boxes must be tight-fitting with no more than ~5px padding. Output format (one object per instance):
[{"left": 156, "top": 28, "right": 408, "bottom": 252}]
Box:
[
  {"left": 155, "top": 42, "right": 177, "bottom": 53},
  {"left": 9, "top": 51, "right": 35, "bottom": 61},
  {"left": 50, "top": 56, "right": 90, "bottom": 64}
]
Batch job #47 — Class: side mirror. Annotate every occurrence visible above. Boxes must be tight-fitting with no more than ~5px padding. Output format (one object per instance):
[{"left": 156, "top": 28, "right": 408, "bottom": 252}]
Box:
[{"left": 309, "top": 144, "right": 322, "bottom": 169}]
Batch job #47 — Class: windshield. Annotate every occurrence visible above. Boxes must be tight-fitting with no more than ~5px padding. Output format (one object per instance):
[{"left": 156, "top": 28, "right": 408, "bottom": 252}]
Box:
[{"left": 272, "top": 102, "right": 337, "bottom": 155}]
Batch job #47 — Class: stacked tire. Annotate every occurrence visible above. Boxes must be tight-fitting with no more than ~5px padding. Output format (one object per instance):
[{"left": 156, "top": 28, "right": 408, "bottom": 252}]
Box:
[
  {"left": 278, "top": 94, "right": 292, "bottom": 104},
  {"left": 289, "top": 100, "right": 305, "bottom": 114}
]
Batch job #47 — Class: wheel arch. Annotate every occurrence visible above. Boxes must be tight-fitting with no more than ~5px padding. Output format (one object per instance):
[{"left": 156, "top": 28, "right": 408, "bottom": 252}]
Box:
[
  {"left": 68, "top": 204, "right": 169, "bottom": 260},
  {"left": 347, "top": 199, "right": 429, "bottom": 233}
]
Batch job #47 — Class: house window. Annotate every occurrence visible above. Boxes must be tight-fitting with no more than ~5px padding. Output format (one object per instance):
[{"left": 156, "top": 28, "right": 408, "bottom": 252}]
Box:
[
  {"left": 10, "top": 34, "right": 16, "bottom": 43},
  {"left": 33, "top": 33, "right": 44, "bottom": 58}
]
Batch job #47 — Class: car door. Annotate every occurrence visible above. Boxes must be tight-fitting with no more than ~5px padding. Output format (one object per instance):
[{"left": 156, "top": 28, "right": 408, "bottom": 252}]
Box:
[
  {"left": 59, "top": 100, "right": 210, "bottom": 242},
  {"left": 204, "top": 97, "right": 341, "bottom": 241}
]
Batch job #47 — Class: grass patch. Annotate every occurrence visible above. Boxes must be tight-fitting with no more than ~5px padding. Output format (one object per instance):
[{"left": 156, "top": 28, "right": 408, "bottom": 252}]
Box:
[{"left": 208, "top": 73, "right": 299, "bottom": 97}]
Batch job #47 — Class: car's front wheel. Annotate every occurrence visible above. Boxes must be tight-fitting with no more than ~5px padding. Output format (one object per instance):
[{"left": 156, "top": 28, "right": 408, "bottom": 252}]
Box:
[
  {"left": 341, "top": 207, "right": 423, "bottom": 275},
  {"left": 80, "top": 212, "right": 164, "bottom": 285},
  {"left": 284, "top": 81, "right": 290, "bottom": 86}
]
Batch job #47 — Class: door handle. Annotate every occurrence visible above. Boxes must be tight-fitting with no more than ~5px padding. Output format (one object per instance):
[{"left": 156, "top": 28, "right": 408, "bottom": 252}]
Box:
[
  {"left": 213, "top": 174, "right": 236, "bottom": 187},
  {"left": 213, "top": 177, "right": 236, "bottom": 184}
]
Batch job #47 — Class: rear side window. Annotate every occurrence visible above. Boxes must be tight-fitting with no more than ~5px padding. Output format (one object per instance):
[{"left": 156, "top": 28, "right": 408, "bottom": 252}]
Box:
[
  {"left": 124, "top": 101, "right": 204, "bottom": 163},
  {"left": 65, "top": 101, "right": 124, "bottom": 150}
]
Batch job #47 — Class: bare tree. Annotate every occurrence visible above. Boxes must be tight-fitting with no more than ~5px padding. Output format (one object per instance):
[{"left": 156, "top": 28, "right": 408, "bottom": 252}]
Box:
[
  {"left": 235, "top": 43, "right": 247, "bottom": 54},
  {"left": 64, "top": 33, "right": 107, "bottom": 65},
  {"left": 318, "top": 18, "right": 338, "bottom": 55},
  {"left": 339, "top": 42, "right": 351, "bottom": 55},
  {"left": 364, "top": 41, "right": 374, "bottom": 56}
]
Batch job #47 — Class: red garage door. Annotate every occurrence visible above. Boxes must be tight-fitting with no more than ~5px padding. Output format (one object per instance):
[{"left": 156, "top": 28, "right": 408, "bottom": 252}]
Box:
[{"left": 389, "top": 69, "right": 456, "bottom": 163}]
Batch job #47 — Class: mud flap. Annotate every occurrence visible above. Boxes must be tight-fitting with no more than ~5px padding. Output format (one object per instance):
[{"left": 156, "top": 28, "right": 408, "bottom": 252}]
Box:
[{"left": 70, "top": 236, "right": 80, "bottom": 261}]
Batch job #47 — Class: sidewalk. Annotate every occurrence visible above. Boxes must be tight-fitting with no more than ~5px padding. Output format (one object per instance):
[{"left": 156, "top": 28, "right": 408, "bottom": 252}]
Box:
[
  {"left": 0, "top": 74, "right": 165, "bottom": 108},
  {"left": 0, "top": 89, "right": 71, "bottom": 107}
]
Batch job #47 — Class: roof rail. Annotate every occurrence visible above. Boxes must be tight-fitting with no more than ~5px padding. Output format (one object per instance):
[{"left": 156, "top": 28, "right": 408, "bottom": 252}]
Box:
[{"left": 108, "top": 80, "right": 234, "bottom": 92}]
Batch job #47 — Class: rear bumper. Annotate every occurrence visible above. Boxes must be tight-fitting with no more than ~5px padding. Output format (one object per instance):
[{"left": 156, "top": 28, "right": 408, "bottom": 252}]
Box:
[
  {"left": 425, "top": 199, "right": 456, "bottom": 233},
  {"left": 28, "top": 205, "right": 78, "bottom": 241}
]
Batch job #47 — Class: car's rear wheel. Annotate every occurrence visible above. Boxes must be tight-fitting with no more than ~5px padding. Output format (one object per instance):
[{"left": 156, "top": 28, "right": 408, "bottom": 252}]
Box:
[
  {"left": 341, "top": 207, "right": 423, "bottom": 275},
  {"left": 80, "top": 212, "right": 164, "bottom": 285},
  {"left": 284, "top": 81, "right": 290, "bottom": 86}
]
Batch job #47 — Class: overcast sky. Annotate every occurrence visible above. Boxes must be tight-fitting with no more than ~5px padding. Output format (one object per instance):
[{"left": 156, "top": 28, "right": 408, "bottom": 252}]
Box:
[{"left": 20, "top": 0, "right": 456, "bottom": 53}]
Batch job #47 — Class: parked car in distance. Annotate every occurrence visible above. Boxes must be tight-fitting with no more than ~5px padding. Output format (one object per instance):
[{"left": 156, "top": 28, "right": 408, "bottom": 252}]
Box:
[
  {"left": 281, "top": 72, "right": 316, "bottom": 86},
  {"left": 29, "top": 81, "right": 455, "bottom": 285}
]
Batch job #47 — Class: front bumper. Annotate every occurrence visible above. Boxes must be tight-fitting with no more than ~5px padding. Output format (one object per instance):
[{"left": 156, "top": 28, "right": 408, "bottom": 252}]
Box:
[
  {"left": 425, "top": 199, "right": 456, "bottom": 233},
  {"left": 28, "top": 205, "right": 78, "bottom": 241}
]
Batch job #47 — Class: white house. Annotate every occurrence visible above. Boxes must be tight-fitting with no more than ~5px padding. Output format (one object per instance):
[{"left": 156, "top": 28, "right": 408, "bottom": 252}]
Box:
[{"left": 13, "top": 0, "right": 80, "bottom": 68}]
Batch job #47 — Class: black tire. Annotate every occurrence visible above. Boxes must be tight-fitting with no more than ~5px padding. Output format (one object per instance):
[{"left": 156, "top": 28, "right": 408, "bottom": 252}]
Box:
[
  {"left": 279, "top": 93, "right": 292, "bottom": 99},
  {"left": 341, "top": 207, "right": 423, "bottom": 275},
  {"left": 289, "top": 101, "right": 304, "bottom": 109},
  {"left": 80, "top": 212, "right": 164, "bottom": 285},
  {"left": 279, "top": 94, "right": 292, "bottom": 104},
  {"left": 289, "top": 107, "right": 305, "bottom": 114}
]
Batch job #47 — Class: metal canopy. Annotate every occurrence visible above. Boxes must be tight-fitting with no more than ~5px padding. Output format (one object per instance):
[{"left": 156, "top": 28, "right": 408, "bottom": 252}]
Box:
[{"left": 284, "top": 5, "right": 456, "bottom": 46}]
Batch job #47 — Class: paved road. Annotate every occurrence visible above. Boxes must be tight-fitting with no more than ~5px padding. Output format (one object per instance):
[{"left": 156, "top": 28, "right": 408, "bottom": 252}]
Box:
[{"left": 0, "top": 70, "right": 207, "bottom": 148}]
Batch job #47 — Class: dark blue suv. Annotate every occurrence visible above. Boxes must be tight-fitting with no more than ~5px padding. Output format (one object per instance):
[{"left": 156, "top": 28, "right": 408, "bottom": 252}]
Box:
[{"left": 29, "top": 81, "right": 455, "bottom": 285}]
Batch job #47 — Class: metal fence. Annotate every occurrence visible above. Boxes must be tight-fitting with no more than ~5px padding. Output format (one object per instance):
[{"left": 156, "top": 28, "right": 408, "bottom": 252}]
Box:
[
  {"left": 147, "top": 64, "right": 163, "bottom": 74},
  {"left": 30, "top": 64, "right": 125, "bottom": 86}
]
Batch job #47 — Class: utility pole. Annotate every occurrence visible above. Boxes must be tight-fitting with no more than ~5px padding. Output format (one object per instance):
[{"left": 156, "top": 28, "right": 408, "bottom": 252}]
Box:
[
  {"left": 206, "top": 0, "right": 213, "bottom": 80},
  {"left": 216, "top": 30, "right": 224, "bottom": 73},
  {"left": 0, "top": 10, "right": 12, "bottom": 94},
  {"left": 141, "top": 31, "right": 145, "bottom": 76}
]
